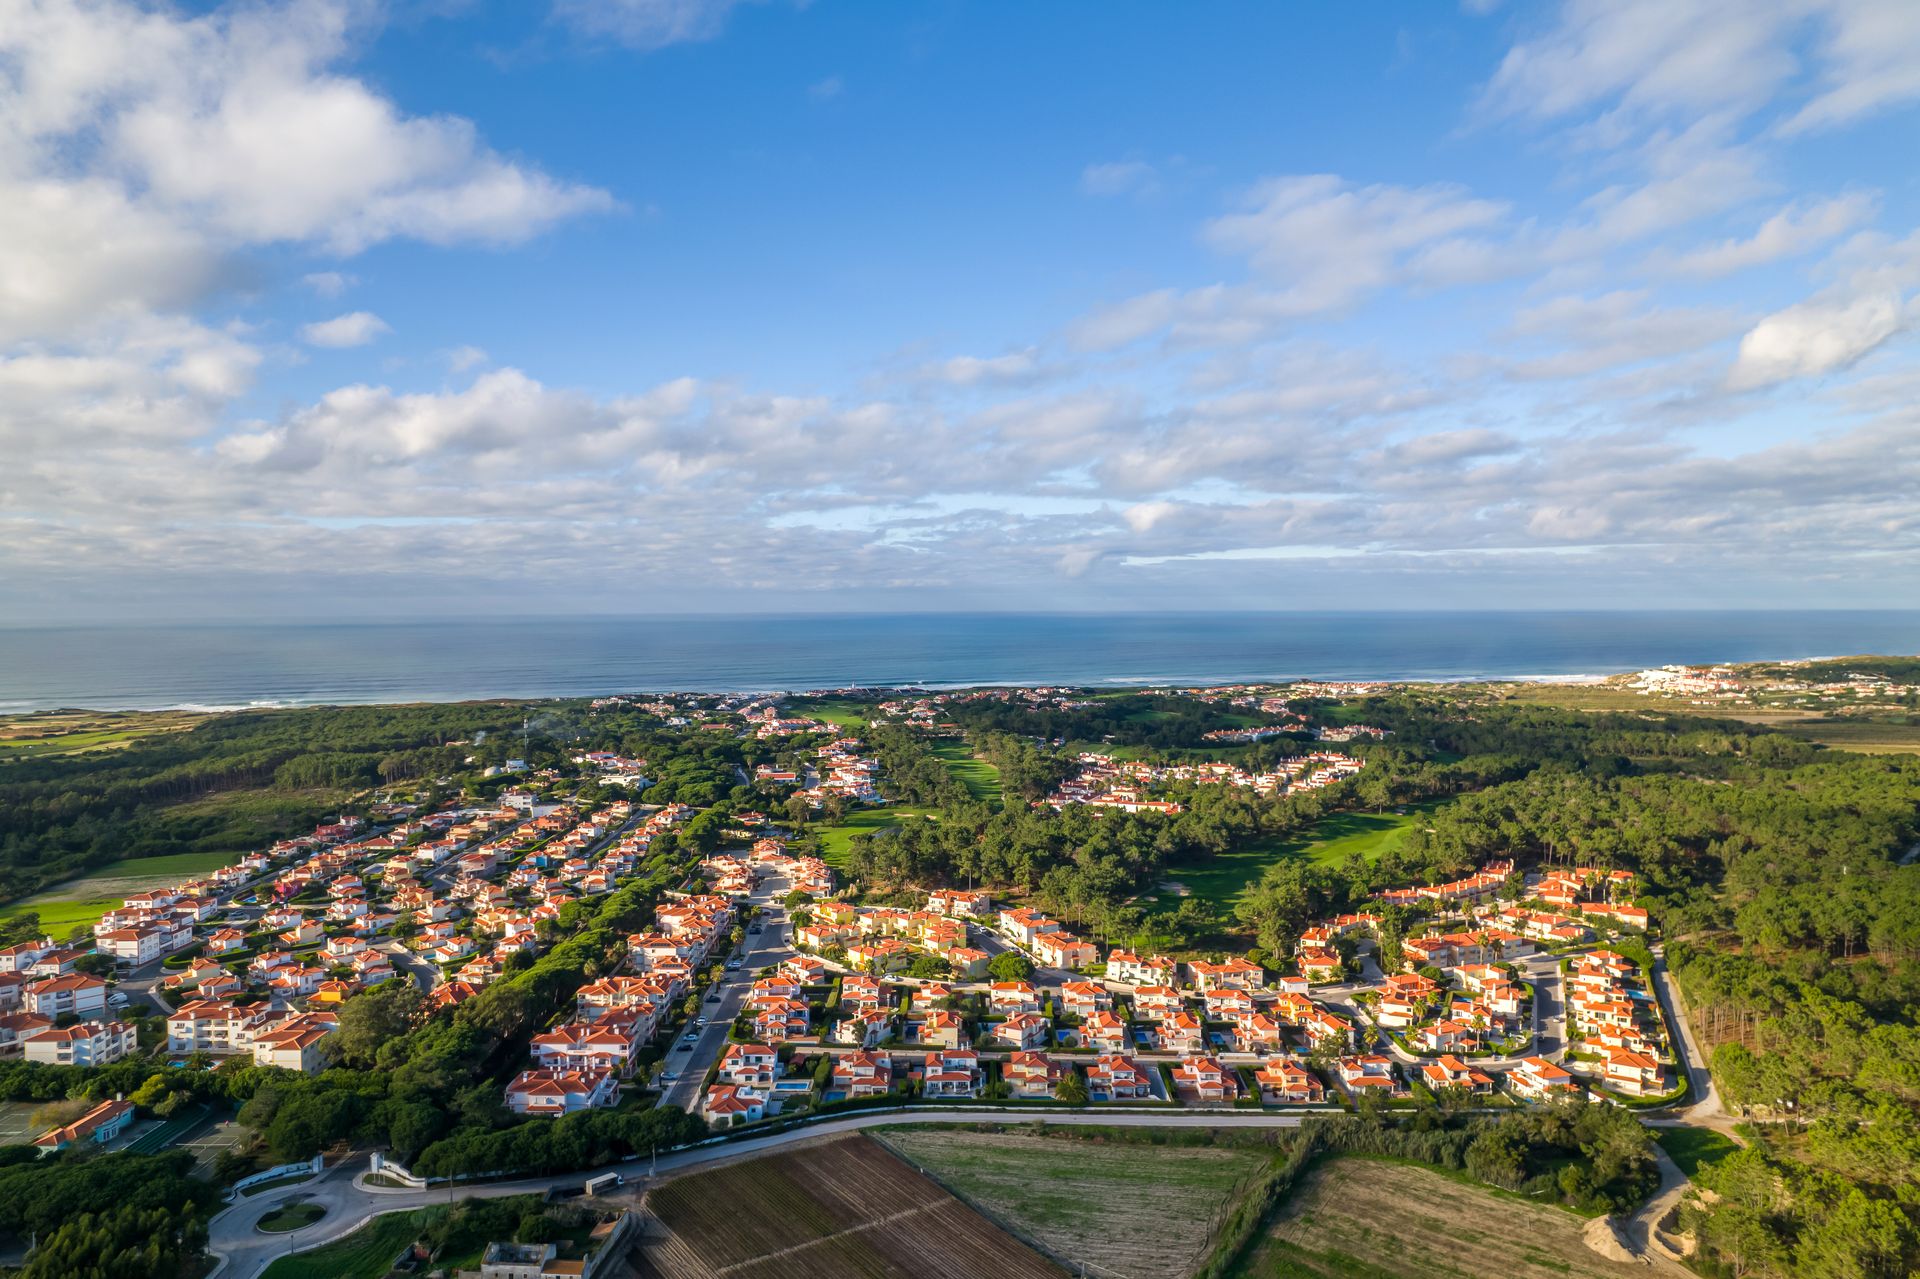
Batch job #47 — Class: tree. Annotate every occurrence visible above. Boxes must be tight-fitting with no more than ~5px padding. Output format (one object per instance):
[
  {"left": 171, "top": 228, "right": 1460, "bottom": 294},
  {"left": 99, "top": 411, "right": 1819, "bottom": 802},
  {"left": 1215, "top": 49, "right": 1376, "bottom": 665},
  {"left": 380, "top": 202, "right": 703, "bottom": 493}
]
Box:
[
  {"left": 987, "top": 952, "right": 1033, "bottom": 983},
  {"left": 325, "top": 980, "right": 421, "bottom": 1070},
  {"left": 1054, "top": 1071, "right": 1089, "bottom": 1106}
]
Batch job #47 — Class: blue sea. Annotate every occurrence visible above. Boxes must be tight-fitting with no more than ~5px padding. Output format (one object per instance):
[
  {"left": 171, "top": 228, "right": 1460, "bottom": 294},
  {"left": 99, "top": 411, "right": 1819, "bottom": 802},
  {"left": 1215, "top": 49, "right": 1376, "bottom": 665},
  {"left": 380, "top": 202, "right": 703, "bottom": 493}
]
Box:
[{"left": 0, "top": 612, "right": 1914, "bottom": 713}]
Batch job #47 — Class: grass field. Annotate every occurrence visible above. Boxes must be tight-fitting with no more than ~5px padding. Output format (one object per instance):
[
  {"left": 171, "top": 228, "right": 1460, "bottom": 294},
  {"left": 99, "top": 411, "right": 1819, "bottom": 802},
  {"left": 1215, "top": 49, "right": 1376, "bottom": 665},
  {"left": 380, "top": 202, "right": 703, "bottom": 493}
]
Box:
[
  {"left": 0, "top": 710, "right": 201, "bottom": 759},
  {"left": 258, "top": 1202, "right": 327, "bottom": 1233},
  {"left": 876, "top": 1128, "right": 1266, "bottom": 1279},
  {"left": 0, "top": 850, "right": 242, "bottom": 934},
  {"left": 1237, "top": 1157, "right": 1644, "bottom": 1279},
  {"left": 1777, "top": 718, "right": 1920, "bottom": 755},
  {"left": 259, "top": 1209, "right": 435, "bottom": 1279},
  {"left": 1145, "top": 804, "right": 1444, "bottom": 913},
  {"left": 642, "top": 1134, "right": 1066, "bottom": 1279},
  {"left": 1655, "top": 1127, "right": 1742, "bottom": 1177},
  {"left": 801, "top": 699, "right": 875, "bottom": 731},
  {"left": 814, "top": 807, "right": 937, "bottom": 870},
  {"left": 930, "top": 741, "right": 1002, "bottom": 806}
]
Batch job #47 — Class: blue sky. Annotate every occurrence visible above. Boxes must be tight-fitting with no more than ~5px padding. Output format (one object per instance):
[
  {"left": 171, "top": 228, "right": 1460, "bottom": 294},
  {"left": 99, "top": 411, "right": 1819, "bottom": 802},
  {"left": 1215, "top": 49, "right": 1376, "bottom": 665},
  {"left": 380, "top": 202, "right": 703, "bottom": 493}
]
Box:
[{"left": 3, "top": 0, "right": 1919, "bottom": 619}]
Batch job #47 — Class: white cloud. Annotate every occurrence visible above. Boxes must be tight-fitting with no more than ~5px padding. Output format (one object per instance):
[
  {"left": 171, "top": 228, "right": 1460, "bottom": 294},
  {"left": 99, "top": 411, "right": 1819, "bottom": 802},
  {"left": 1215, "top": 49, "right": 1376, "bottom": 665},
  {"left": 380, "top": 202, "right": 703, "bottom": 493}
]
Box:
[
  {"left": 446, "top": 345, "right": 489, "bottom": 373},
  {"left": 808, "top": 75, "right": 843, "bottom": 102},
  {"left": 302, "top": 271, "right": 353, "bottom": 298},
  {"left": 1727, "top": 292, "right": 1907, "bottom": 389},
  {"left": 301, "top": 311, "right": 392, "bottom": 348},
  {"left": 552, "top": 0, "right": 768, "bottom": 50},
  {"left": 1081, "top": 160, "right": 1160, "bottom": 198},
  {"left": 1657, "top": 193, "right": 1877, "bottom": 278}
]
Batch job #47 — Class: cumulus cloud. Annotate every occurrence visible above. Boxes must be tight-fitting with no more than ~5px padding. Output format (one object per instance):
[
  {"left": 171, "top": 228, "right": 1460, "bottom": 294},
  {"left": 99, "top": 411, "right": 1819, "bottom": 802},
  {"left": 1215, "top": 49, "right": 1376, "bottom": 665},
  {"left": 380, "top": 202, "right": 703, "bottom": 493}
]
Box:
[
  {"left": 1657, "top": 194, "right": 1878, "bottom": 278},
  {"left": 300, "top": 311, "right": 392, "bottom": 348},
  {"left": 302, "top": 271, "right": 354, "bottom": 298}
]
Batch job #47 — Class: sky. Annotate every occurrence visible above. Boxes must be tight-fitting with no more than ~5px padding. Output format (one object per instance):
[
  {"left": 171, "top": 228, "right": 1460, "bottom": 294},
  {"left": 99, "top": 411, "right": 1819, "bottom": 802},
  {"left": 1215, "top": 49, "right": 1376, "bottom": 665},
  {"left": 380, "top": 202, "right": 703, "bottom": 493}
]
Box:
[{"left": 3, "top": 0, "right": 1919, "bottom": 622}]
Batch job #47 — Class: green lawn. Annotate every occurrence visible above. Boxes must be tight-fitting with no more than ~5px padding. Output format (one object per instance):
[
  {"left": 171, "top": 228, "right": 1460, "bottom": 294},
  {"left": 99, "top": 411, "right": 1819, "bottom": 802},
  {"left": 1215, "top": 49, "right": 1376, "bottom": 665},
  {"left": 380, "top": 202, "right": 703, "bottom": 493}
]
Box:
[
  {"left": 930, "top": 741, "right": 1002, "bottom": 806},
  {"left": 800, "top": 699, "right": 875, "bottom": 731},
  {"left": 1146, "top": 804, "right": 1446, "bottom": 913},
  {"left": 260, "top": 1209, "right": 439, "bottom": 1279},
  {"left": 0, "top": 850, "right": 243, "bottom": 934},
  {"left": 257, "top": 1202, "right": 327, "bottom": 1233},
  {"left": 1655, "top": 1127, "right": 1741, "bottom": 1177},
  {"left": 813, "top": 806, "right": 939, "bottom": 870}
]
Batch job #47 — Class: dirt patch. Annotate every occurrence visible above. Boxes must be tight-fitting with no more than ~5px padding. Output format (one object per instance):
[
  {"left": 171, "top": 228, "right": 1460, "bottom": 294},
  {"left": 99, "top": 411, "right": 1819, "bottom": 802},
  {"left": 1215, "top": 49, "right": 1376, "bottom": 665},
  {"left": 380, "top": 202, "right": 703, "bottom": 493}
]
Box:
[
  {"left": 1241, "top": 1157, "right": 1649, "bottom": 1279},
  {"left": 638, "top": 1134, "right": 1065, "bottom": 1279},
  {"left": 875, "top": 1128, "right": 1265, "bottom": 1279}
]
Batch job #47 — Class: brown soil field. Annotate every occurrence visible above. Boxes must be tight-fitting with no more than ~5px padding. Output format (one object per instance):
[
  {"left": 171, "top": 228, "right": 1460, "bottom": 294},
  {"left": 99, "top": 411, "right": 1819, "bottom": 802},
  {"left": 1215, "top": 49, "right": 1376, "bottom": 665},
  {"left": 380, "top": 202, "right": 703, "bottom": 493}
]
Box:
[
  {"left": 1238, "top": 1156, "right": 1648, "bottom": 1279},
  {"left": 877, "top": 1127, "right": 1267, "bottom": 1279},
  {"left": 634, "top": 1134, "right": 1067, "bottom": 1279}
]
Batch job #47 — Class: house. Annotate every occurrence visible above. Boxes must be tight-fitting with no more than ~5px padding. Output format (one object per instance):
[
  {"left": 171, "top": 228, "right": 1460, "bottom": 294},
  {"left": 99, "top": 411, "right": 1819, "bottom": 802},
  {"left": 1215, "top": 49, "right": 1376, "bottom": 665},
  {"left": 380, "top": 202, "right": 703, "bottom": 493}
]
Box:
[
  {"left": 780, "top": 955, "right": 828, "bottom": 985},
  {"left": 1204, "top": 987, "right": 1256, "bottom": 1020},
  {"left": 1413, "top": 1019, "right": 1478, "bottom": 1054},
  {"left": 1003, "top": 1050, "right": 1066, "bottom": 1098},
  {"left": 1162, "top": 1010, "right": 1207, "bottom": 1054},
  {"left": 1171, "top": 1055, "right": 1239, "bottom": 1102},
  {"left": 1083, "top": 1010, "right": 1131, "bottom": 1054},
  {"left": 832, "top": 1009, "right": 893, "bottom": 1048},
  {"left": 997, "top": 908, "right": 1063, "bottom": 947},
  {"left": 987, "top": 981, "right": 1040, "bottom": 1014},
  {"left": 252, "top": 1012, "right": 337, "bottom": 1073},
  {"left": 1509, "top": 1056, "right": 1582, "bottom": 1101},
  {"left": 1297, "top": 949, "right": 1344, "bottom": 983},
  {"left": 990, "top": 1011, "right": 1050, "bottom": 1050},
  {"left": 167, "top": 999, "right": 269, "bottom": 1054},
  {"left": 0, "top": 1012, "right": 54, "bottom": 1055},
  {"left": 1420, "top": 1055, "right": 1495, "bottom": 1095},
  {"left": 1033, "top": 932, "right": 1098, "bottom": 970},
  {"left": 753, "top": 998, "right": 810, "bottom": 1042},
  {"left": 1234, "top": 1013, "right": 1284, "bottom": 1054},
  {"left": 1059, "top": 980, "right": 1111, "bottom": 1018},
  {"left": 1601, "top": 1047, "right": 1667, "bottom": 1097},
  {"left": 23, "top": 973, "right": 108, "bottom": 1020},
  {"left": 1087, "top": 1054, "right": 1154, "bottom": 1100},
  {"left": 1254, "top": 1058, "right": 1325, "bottom": 1105},
  {"left": 505, "top": 1069, "right": 619, "bottom": 1116},
  {"left": 531, "top": 1015, "right": 645, "bottom": 1075},
  {"left": 1188, "top": 957, "right": 1265, "bottom": 991},
  {"left": 1105, "top": 951, "right": 1176, "bottom": 987},
  {"left": 35, "top": 1098, "right": 135, "bottom": 1154},
  {"left": 917, "top": 1008, "right": 966, "bottom": 1049},
  {"left": 703, "top": 1084, "right": 766, "bottom": 1127},
  {"left": 717, "top": 1043, "right": 780, "bottom": 1088},
  {"left": 927, "top": 889, "right": 991, "bottom": 918},
  {"left": 946, "top": 947, "right": 990, "bottom": 979},
  {"left": 1132, "top": 986, "right": 1184, "bottom": 1021},
  {"left": 23, "top": 1019, "right": 138, "bottom": 1067},
  {"left": 832, "top": 1050, "right": 893, "bottom": 1098},
  {"left": 1336, "top": 1054, "right": 1400, "bottom": 1094},
  {"left": 919, "top": 1048, "right": 981, "bottom": 1098}
]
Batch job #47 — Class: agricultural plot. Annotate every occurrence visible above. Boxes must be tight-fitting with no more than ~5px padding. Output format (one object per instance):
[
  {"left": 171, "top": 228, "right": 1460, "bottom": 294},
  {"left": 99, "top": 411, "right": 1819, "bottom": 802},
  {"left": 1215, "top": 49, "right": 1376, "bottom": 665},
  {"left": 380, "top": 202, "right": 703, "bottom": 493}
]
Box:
[
  {"left": 1238, "top": 1157, "right": 1645, "bottom": 1279},
  {"left": 259, "top": 1209, "right": 436, "bottom": 1279},
  {"left": 640, "top": 1134, "right": 1066, "bottom": 1279},
  {"left": 876, "top": 1128, "right": 1265, "bottom": 1279}
]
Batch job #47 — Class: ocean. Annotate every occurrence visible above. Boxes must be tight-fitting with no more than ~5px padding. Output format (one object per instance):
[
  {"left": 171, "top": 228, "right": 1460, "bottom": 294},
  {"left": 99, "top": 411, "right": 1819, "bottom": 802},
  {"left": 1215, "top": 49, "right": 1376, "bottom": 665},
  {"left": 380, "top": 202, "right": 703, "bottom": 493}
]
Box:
[{"left": 0, "top": 612, "right": 1914, "bottom": 713}]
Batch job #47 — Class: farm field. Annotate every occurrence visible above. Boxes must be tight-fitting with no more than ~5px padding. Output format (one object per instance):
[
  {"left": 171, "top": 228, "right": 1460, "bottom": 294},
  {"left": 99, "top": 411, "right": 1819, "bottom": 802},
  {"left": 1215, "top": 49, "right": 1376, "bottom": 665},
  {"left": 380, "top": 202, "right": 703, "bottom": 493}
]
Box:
[
  {"left": 259, "top": 1209, "right": 437, "bottom": 1279},
  {"left": 930, "top": 741, "right": 1002, "bottom": 805},
  {"left": 639, "top": 1134, "right": 1066, "bottom": 1279},
  {"left": 876, "top": 1127, "right": 1265, "bottom": 1279},
  {"left": 813, "top": 807, "right": 937, "bottom": 871},
  {"left": 0, "top": 850, "right": 241, "bottom": 933},
  {"left": 798, "top": 699, "right": 874, "bottom": 731},
  {"left": 1236, "top": 1157, "right": 1644, "bottom": 1279},
  {"left": 1146, "top": 803, "right": 1444, "bottom": 914}
]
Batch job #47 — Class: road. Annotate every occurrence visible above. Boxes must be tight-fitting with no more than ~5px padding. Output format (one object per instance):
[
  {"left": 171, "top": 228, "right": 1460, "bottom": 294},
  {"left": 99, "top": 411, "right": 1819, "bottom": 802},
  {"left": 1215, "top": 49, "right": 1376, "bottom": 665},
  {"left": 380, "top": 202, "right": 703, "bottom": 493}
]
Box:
[{"left": 656, "top": 872, "right": 794, "bottom": 1112}]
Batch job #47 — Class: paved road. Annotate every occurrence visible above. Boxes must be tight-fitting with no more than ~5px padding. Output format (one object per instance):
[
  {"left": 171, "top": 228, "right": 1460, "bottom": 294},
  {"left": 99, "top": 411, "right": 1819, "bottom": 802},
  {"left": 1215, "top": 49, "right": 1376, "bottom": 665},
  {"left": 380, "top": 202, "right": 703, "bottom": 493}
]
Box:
[{"left": 657, "top": 873, "right": 793, "bottom": 1112}]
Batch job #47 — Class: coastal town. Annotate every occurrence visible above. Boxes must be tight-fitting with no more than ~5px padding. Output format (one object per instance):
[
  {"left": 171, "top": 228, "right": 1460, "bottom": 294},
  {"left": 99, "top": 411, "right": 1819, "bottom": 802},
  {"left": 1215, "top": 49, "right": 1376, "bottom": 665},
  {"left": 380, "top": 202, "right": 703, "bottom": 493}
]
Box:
[{"left": 0, "top": 664, "right": 1910, "bottom": 1279}]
